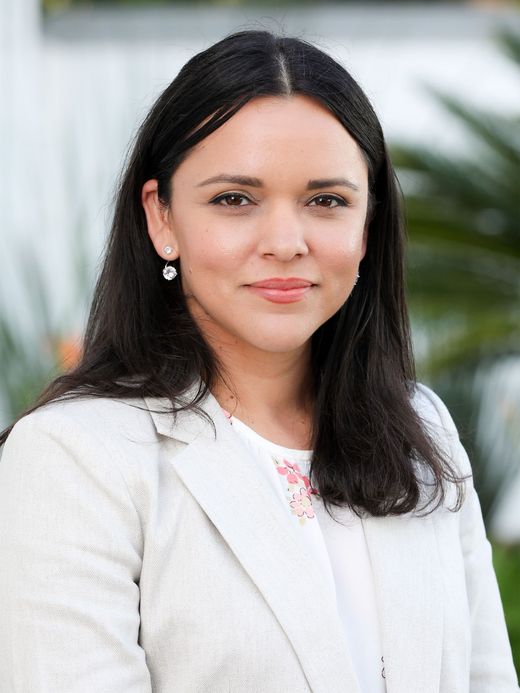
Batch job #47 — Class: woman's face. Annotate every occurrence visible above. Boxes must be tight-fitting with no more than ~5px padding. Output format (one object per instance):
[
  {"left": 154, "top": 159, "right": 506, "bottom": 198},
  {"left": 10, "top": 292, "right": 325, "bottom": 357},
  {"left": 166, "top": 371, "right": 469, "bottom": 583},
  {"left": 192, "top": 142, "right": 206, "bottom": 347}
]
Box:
[{"left": 143, "top": 94, "right": 369, "bottom": 356}]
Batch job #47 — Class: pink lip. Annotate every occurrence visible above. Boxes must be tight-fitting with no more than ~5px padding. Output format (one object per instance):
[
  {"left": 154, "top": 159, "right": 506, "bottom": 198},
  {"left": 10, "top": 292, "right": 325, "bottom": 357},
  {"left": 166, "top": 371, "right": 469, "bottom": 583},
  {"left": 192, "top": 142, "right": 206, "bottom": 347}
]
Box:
[{"left": 246, "top": 277, "right": 314, "bottom": 304}]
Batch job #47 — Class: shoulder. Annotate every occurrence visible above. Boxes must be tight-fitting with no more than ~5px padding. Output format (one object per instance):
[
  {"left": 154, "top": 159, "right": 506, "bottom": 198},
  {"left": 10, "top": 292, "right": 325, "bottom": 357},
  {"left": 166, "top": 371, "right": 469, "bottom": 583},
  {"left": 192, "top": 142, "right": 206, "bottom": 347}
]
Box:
[
  {"left": 410, "top": 381, "right": 473, "bottom": 482},
  {"left": 2, "top": 395, "right": 159, "bottom": 468},
  {"left": 410, "top": 382, "right": 458, "bottom": 434},
  {"left": 0, "top": 396, "right": 166, "bottom": 525},
  {"left": 8, "top": 396, "right": 151, "bottom": 440}
]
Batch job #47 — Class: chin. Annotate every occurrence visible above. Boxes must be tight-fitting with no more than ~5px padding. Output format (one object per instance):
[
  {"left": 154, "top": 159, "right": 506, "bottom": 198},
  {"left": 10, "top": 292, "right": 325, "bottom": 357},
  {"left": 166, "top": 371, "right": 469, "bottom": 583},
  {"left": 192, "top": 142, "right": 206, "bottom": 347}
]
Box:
[
  {"left": 245, "top": 333, "right": 314, "bottom": 354},
  {"left": 231, "top": 316, "right": 322, "bottom": 354}
]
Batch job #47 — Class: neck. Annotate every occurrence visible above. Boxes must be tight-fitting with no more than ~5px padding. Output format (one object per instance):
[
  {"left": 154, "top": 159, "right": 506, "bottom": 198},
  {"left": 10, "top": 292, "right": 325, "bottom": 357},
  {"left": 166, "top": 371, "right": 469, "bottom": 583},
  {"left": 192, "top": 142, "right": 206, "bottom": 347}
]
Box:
[{"left": 208, "top": 338, "right": 314, "bottom": 449}]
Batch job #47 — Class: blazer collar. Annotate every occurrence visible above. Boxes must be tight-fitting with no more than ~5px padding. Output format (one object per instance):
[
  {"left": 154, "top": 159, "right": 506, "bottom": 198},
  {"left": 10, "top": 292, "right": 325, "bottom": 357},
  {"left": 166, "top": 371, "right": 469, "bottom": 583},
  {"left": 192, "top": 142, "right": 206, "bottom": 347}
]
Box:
[
  {"left": 144, "top": 383, "right": 443, "bottom": 693},
  {"left": 145, "top": 380, "right": 216, "bottom": 444}
]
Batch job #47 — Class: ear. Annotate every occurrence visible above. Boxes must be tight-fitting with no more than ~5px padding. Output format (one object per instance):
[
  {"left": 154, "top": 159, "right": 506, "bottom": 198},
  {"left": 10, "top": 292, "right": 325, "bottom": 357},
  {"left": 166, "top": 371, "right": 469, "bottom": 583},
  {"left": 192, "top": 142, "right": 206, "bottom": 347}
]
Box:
[{"left": 141, "top": 179, "right": 179, "bottom": 260}]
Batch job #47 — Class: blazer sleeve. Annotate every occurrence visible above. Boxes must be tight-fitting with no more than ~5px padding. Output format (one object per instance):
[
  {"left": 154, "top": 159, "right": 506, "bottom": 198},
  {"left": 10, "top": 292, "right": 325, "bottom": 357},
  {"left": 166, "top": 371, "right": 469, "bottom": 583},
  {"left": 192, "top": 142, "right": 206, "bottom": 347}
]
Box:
[
  {"left": 0, "top": 407, "right": 152, "bottom": 693},
  {"left": 422, "top": 385, "right": 519, "bottom": 692}
]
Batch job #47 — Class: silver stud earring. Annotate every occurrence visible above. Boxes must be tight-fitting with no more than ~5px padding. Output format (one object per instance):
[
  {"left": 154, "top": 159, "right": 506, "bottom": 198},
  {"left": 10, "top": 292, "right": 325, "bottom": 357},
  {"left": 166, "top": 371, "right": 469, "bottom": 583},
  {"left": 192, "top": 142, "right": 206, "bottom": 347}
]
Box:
[{"left": 162, "top": 246, "right": 177, "bottom": 280}]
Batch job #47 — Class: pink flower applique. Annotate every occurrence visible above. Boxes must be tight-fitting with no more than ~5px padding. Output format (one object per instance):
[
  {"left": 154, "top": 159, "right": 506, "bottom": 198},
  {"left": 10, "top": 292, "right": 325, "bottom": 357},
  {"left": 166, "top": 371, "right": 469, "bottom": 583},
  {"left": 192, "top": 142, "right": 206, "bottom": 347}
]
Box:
[
  {"left": 290, "top": 486, "right": 316, "bottom": 525},
  {"left": 276, "top": 462, "right": 300, "bottom": 485},
  {"left": 277, "top": 457, "right": 304, "bottom": 480},
  {"left": 272, "top": 457, "right": 318, "bottom": 525},
  {"left": 275, "top": 458, "right": 318, "bottom": 494}
]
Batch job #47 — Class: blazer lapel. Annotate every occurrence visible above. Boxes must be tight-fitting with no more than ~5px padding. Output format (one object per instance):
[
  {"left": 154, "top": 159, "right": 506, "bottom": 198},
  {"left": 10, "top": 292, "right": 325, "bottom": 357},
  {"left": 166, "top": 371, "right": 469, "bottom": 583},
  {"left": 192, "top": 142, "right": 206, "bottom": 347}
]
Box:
[
  {"left": 362, "top": 513, "right": 444, "bottom": 693},
  {"left": 145, "top": 387, "right": 361, "bottom": 693}
]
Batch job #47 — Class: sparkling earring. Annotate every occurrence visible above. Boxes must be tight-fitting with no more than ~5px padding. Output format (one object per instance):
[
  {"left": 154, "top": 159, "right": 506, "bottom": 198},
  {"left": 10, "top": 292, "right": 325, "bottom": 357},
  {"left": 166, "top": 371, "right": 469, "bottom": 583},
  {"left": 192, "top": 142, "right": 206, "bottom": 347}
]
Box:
[
  {"left": 162, "top": 246, "right": 177, "bottom": 280},
  {"left": 353, "top": 271, "right": 360, "bottom": 287}
]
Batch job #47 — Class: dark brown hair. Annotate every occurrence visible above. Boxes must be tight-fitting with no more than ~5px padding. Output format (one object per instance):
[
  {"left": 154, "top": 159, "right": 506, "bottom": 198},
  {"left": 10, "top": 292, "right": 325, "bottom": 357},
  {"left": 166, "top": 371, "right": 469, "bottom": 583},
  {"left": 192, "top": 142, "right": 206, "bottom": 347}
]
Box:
[{"left": 1, "top": 29, "right": 466, "bottom": 519}]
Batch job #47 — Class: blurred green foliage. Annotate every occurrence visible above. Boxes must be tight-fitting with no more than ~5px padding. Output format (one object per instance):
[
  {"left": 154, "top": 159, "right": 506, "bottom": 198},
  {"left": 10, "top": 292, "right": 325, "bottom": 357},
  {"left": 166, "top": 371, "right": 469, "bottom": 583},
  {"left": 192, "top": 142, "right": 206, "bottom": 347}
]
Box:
[
  {"left": 41, "top": 0, "right": 334, "bottom": 11},
  {"left": 0, "top": 256, "right": 85, "bottom": 426},
  {"left": 0, "top": 217, "right": 91, "bottom": 426},
  {"left": 0, "top": 259, "right": 61, "bottom": 423},
  {"left": 393, "top": 31, "right": 520, "bottom": 378},
  {"left": 41, "top": 0, "right": 474, "bottom": 12}
]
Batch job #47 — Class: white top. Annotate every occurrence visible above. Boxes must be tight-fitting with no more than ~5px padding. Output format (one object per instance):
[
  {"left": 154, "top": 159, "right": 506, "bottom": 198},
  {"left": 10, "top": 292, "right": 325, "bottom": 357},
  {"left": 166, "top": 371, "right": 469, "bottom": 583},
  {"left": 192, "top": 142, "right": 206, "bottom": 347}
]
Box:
[{"left": 227, "top": 413, "right": 387, "bottom": 693}]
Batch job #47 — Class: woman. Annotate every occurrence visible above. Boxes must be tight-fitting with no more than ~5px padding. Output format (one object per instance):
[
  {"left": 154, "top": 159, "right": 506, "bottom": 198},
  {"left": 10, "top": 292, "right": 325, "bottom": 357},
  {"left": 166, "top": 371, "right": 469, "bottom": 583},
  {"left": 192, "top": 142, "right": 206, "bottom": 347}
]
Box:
[{"left": 0, "top": 29, "right": 517, "bottom": 693}]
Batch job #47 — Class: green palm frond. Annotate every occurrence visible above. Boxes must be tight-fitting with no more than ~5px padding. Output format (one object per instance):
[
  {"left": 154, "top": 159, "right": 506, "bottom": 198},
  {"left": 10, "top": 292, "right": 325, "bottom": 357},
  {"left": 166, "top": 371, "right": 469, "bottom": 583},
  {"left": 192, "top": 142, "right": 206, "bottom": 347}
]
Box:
[
  {"left": 428, "top": 90, "right": 520, "bottom": 168},
  {"left": 392, "top": 32, "right": 520, "bottom": 376},
  {"left": 498, "top": 27, "right": 520, "bottom": 66}
]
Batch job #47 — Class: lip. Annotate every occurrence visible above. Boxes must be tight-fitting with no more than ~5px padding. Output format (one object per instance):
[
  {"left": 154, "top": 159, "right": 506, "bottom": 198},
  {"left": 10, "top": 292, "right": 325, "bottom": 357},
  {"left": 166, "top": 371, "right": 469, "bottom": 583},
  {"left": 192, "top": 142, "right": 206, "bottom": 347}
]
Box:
[
  {"left": 248, "top": 277, "right": 314, "bottom": 290},
  {"left": 246, "top": 277, "right": 315, "bottom": 304}
]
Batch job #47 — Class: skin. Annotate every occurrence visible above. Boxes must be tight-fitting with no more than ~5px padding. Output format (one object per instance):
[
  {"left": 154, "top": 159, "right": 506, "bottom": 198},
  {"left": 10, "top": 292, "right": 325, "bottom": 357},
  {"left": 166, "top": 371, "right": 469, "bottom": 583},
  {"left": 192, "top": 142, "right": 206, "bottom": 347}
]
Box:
[{"left": 142, "top": 94, "right": 369, "bottom": 448}]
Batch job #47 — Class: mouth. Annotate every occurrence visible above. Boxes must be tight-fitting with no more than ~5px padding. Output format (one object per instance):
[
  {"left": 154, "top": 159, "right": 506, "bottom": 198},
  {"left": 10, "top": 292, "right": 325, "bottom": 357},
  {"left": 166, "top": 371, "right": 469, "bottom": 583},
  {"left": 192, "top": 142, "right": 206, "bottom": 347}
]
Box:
[{"left": 245, "top": 277, "right": 315, "bottom": 304}]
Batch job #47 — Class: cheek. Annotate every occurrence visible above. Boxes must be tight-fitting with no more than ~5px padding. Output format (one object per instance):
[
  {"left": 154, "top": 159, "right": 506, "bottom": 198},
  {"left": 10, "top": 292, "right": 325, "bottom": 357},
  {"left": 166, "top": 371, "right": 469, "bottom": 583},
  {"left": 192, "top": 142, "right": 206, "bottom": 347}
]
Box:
[
  {"left": 178, "top": 221, "right": 252, "bottom": 271},
  {"left": 178, "top": 232, "right": 246, "bottom": 299},
  {"left": 321, "top": 234, "right": 364, "bottom": 269}
]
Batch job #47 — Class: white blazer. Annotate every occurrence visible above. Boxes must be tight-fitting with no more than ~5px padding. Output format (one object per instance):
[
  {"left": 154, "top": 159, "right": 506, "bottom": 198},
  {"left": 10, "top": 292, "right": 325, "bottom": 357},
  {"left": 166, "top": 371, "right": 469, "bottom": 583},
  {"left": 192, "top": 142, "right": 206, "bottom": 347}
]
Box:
[{"left": 0, "top": 381, "right": 517, "bottom": 693}]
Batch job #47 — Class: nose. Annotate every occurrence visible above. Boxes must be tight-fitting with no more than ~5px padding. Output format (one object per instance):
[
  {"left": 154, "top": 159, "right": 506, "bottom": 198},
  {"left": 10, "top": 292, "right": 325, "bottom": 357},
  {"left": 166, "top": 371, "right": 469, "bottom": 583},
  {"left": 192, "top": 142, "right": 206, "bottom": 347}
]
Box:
[{"left": 256, "top": 203, "right": 309, "bottom": 261}]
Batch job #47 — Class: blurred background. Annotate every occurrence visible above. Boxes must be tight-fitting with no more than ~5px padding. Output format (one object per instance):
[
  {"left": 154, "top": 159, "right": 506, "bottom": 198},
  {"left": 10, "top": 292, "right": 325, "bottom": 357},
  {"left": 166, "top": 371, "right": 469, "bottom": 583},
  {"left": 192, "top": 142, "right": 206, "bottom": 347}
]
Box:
[{"left": 1, "top": 0, "right": 519, "bottom": 673}]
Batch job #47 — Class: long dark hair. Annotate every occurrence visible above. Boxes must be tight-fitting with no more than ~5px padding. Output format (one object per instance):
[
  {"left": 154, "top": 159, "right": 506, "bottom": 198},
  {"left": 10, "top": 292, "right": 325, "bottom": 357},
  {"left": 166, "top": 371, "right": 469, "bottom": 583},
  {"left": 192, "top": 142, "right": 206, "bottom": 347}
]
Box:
[{"left": 1, "top": 29, "right": 466, "bottom": 517}]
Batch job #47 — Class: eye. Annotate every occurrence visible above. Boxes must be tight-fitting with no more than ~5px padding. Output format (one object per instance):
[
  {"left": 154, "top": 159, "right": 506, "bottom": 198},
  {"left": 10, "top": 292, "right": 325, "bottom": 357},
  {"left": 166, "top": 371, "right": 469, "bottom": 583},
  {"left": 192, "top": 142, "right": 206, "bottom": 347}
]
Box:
[
  {"left": 308, "top": 194, "right": 347, "bottom": 208},
  {"left": 210, "top": 192, "right": 251, "bottom": 207}
]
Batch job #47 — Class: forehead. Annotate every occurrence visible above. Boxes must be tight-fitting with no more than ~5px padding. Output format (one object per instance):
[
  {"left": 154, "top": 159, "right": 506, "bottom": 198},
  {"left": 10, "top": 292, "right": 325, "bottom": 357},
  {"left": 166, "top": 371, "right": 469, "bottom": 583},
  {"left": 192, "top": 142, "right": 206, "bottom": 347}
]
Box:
[{"left": 174, "top": 94, "right": 368, "bottom": 183}]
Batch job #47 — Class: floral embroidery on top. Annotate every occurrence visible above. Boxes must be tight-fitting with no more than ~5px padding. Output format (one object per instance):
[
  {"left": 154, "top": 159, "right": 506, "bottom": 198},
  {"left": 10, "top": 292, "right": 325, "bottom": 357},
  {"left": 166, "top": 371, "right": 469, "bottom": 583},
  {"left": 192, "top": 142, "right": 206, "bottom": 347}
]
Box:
[
  {"left": 221, "top": 407, "right": 318, "bottom": 526},
  {"left": 272, "top": 457, "right": 319, "bottom": 526}
]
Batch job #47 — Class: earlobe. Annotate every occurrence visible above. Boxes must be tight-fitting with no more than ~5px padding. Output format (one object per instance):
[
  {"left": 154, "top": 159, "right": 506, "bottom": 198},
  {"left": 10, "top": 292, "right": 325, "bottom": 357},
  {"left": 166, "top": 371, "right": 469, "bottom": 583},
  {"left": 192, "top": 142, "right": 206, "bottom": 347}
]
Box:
[{"left": 141, "top": 179, "right": 179, "bottom": 260}]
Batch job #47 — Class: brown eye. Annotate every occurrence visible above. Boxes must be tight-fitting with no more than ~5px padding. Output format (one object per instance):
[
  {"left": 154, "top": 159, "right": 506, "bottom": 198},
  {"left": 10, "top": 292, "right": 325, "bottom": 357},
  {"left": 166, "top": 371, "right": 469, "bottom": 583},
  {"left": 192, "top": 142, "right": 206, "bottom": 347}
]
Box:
[
  {"left": 211, "top": 193, "right": 250, "bottom": 207},
  {"left": 309, "top": 194, "right": 346, "bottom": 208}
]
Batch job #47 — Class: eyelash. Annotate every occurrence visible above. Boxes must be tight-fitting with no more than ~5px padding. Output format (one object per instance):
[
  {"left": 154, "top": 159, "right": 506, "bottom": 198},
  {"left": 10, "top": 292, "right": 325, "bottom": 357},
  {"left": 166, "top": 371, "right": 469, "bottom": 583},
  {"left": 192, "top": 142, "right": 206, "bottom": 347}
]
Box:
[{"left": 209, "top": 192, "right": 348, "bottom": 209}]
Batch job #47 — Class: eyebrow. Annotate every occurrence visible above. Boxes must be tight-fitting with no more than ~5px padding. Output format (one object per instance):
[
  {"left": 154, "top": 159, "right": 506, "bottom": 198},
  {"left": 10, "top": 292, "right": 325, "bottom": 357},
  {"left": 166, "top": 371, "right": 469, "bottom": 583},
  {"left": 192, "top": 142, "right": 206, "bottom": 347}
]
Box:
[{"left": 196, "top": 174, "right": 360, "bottom": 192}]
